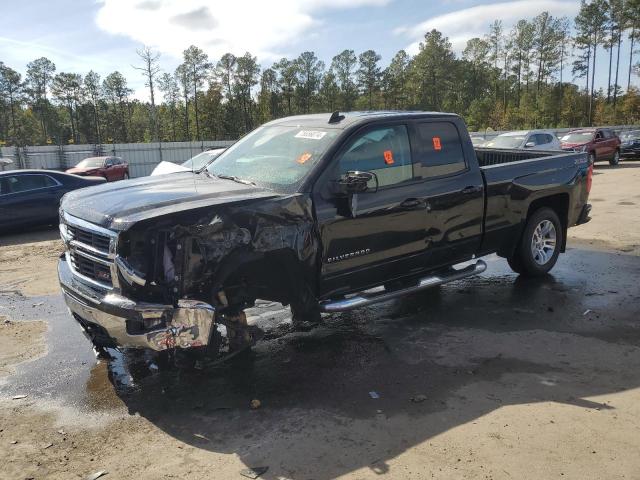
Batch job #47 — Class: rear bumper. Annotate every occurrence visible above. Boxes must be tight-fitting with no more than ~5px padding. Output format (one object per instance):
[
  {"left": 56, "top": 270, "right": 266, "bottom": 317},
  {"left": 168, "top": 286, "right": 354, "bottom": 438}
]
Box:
[
  {"left": 576, "top": 203, "right": 592, "bottom": 225},
  {"left": 58, "top": 254, "right": 216, "bottom": 351}
]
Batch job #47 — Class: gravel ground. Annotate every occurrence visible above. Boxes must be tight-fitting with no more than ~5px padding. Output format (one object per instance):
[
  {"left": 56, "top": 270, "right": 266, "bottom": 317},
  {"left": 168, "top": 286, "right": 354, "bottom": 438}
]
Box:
[{"left": 0, "top": 163, "right": 639, "bottom": 480}]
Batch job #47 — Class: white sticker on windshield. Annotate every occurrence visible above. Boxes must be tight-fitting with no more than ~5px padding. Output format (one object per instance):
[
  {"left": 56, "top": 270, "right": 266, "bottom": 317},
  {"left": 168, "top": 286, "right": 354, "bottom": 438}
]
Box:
[{"left": 295, "top": 130, "right": 327, "bottom": 140}]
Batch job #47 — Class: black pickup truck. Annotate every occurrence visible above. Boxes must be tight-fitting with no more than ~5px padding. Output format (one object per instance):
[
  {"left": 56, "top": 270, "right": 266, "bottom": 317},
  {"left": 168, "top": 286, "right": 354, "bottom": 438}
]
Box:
[{"left": 57, "top": 111, "right": 592, "bottom": 358}]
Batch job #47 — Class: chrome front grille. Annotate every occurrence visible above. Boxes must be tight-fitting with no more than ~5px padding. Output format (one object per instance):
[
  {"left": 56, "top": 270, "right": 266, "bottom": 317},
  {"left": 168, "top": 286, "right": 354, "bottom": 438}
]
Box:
[
  {"left": 61, "top": 212, "right": 118, "bottom": 290},
  {"left": 69, "top": 248, "right": 113, "bottom": 284},
  {"left": 66, "top": 225, "right": 111, "bottom": 252}
]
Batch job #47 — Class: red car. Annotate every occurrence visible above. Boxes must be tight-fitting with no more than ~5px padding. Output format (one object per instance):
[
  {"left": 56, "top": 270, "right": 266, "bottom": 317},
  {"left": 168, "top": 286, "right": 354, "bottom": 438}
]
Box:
[
  {"left": 560, "top": 128, "right": 621, "bottom": 166},
  {"left": 66, "top": 156, "right": 129, "bottom": 181}
]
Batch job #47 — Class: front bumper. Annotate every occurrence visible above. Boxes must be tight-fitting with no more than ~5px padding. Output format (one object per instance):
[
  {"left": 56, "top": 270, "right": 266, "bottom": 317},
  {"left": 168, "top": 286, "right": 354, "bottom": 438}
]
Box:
[{"left": 58, "top": 254, "right": 216, "bottom": 351}]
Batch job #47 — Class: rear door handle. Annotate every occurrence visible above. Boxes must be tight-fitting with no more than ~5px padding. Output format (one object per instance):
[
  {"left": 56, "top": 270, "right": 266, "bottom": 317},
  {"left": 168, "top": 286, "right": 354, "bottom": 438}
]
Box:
[{"left": 461, "top": 186, "right": 482, "bottom": 195}]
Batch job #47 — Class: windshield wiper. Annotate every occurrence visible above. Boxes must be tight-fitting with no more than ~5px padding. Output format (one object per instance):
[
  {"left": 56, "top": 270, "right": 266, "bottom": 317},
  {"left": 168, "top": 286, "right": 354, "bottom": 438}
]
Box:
[{"left": 211, "top": 173, "right": 256, "bottom": 186}]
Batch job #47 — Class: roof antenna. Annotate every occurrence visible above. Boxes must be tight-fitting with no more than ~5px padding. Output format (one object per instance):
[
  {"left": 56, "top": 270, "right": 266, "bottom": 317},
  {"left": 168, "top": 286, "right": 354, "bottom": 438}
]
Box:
[{"left": 328, "top": 111, "right": 345, "bottom": 124}]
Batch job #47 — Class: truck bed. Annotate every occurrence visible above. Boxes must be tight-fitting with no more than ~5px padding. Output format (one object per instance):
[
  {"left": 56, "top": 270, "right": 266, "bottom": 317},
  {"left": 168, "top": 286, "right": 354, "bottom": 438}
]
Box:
[{"left": 475, "top": 147, "right": 570, "bottom": 167}]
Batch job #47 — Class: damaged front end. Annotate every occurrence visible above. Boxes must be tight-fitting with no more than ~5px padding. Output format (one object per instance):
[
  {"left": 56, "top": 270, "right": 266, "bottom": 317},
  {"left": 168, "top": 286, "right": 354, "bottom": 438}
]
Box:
[{"left": 57, "top": 193, "right": 315, "bottom": 357}]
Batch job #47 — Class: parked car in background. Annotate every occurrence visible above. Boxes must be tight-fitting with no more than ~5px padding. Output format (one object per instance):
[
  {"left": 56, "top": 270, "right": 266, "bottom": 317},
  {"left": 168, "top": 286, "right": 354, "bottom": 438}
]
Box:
[
  {"left": 66, "top": 156, "right": 129, "bottom": 181},
  {"left": 484, "top": 130, "right": 561, "bottom": 150},
  {"left": 560, "top": 128, "right": 621, "bottom": 165},
  {"left": 0, "top": 158, "right": 13, "bottom": 171},
  {"left": 469, "top": 136, "right": 487, "bottom": 147},
  {"left": 0, "top": 170, "right": 105, "bottom": 231},
  {"left": 620, "top": 130, "right": 640, "bottom": 160},
  {"left": 150, "top": 148, "right": 226, "bottom": 176}
]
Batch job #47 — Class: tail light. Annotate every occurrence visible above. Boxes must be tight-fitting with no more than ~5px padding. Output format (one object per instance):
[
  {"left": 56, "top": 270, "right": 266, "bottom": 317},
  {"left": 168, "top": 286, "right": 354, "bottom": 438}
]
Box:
[{"left": 586, "top": 163, "right": 593, "bottom": 194}]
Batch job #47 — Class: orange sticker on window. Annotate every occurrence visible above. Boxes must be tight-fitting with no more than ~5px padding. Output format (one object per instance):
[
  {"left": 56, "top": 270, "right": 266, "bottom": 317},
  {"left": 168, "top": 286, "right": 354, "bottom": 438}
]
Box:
[
  {"left": 433, "top": 137, "right": 442, "bottom": 151},
  {"left": 383, "top": 150, "right": 394, "bottom": 165},
  {"left": 297, "top": 152, "right": 312, "bottom": 164}
]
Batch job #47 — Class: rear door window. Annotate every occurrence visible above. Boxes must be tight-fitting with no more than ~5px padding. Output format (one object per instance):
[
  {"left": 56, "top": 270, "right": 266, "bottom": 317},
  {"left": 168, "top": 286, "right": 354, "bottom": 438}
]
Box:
[
  {"left": 414, "top": 122, "right": 466, "bottom": 178},
  {"left": 338, "top": 125, "right": 414, "bottom": 188},
  {"left": 6, "top": 174, "right": 50, "bottom": 193}
]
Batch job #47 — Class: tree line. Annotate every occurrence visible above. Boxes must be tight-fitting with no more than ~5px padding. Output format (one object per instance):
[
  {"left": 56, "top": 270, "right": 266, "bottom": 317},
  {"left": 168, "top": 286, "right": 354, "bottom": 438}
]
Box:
[{"left": 1, "top": 0, "right": 639, "bottom": 147}]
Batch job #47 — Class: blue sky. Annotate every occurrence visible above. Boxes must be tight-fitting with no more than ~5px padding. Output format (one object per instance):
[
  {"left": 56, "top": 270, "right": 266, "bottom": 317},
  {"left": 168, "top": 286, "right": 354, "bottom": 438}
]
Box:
[{"left": 0, "top": 0, "right": 636, "bottom": 100}]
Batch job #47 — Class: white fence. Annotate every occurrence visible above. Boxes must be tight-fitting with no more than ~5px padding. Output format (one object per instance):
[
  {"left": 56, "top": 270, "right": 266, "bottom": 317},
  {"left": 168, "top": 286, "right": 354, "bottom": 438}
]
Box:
[
  {"left": 0, "top": 140, "right": 235, "bottom": 177},
  {"left": 2, "top": 124, "right": 639, "bottom": 177}
]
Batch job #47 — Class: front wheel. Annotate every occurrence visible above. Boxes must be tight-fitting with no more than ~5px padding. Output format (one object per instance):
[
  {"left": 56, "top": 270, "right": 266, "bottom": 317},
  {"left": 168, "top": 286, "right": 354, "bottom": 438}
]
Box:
[
  {"left": 609, "top": 149, "right": 620, "bottom": 166},
  {"left": 507, "top": 207, "right": 563, "bottom": 276}
]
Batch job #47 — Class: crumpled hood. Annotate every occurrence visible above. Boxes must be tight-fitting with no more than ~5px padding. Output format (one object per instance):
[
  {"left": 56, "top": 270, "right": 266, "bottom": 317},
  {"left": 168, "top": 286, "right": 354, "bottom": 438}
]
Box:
[{"left": 61, "top": 171, "right": 280, "bottom": 230}]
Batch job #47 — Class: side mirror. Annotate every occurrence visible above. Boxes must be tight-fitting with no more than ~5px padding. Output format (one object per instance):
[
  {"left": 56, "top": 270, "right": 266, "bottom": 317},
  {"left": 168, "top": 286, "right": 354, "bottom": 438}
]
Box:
[
  {"left": 334, "top": 170, "right": 378, "bottom": 196},
  {"left": 524, "top": 141, "right": 536, "bottom": 148}
]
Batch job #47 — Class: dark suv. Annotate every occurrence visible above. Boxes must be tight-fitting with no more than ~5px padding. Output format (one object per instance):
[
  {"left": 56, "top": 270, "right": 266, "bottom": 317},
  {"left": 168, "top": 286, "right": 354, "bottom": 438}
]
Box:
[{"left": 560, "top": 128, "right": 621, "bottom": 166}]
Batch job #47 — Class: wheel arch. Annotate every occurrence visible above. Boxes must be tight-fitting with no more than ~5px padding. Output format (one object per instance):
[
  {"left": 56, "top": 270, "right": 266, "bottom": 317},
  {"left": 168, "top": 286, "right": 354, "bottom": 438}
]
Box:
[{"left": 526, "top": 193, "right": 569, "bottom": 252}]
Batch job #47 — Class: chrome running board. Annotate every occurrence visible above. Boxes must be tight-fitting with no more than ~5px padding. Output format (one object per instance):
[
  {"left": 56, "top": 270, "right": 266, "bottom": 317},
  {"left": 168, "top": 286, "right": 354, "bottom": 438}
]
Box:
[{"left": 319, "top": 260, "right": 487, "bottom": 313}]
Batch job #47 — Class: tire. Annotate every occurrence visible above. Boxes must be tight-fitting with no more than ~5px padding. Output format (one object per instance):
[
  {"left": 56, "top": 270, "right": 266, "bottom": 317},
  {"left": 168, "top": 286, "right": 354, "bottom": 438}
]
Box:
[
  {"left": 609, "top": 149, "right": 620, "bottom": 166},
  {"left": 290, "top": 284, "right": 322, "bottom": 329},
  {"left": 507, "top": 254, "right": 524, "bottom": 274},
  {"left": 123, "top": 172, "right": 129, "bottom": 180},
  {"left": 508, "top": 207, "right": 563, "bottom": 276}
]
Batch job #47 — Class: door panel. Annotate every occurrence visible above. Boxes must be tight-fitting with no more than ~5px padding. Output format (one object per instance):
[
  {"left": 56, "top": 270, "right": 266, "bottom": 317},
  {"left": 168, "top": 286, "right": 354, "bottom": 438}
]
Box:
[
  {"left": 314, "top": 123, "right": 431, "bottom": 297},
  {"left": 413, "top": 121, "right": 485, "bottom": 268}
]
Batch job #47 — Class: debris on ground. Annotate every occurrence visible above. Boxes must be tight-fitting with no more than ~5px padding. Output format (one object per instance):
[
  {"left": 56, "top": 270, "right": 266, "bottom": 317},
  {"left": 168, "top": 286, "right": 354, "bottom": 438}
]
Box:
[
  {"left": 85, "top": 471, "right": 108, "bottom": 480},
  {"left": 12, "top": 394, "right": 28, "bottom": 400},
  {"left": 583, "top": 309, "right": 593, "bottom": 316},
  {"left": 411, "top": 394, "right": 428, "bottom": 403},
  {"left": 43, "top": 442, "right": 53, "bottom": 449},
  {"left": 240, "top": 466, "right": 269, "bottom": 479},
  {"left": 10, "top": 440, "right": 17, "bottom": 445},
  {"left": 369, "top": 391, "right": 380, "bottom": 399},
  {"left": 31, "top": 302, "right": 44, "bottom": 308},
  {"left": 193, "top": 433, "right": 210, "bottom": 442},
  {"left": 250, "top": 399, "right": 262, "bottom": 410},
  {"left": 57, "top": 429, "right": 66, "bottom": 435},
  {"left": 148, "top": 362, "right": 159, "bottom": 372}
]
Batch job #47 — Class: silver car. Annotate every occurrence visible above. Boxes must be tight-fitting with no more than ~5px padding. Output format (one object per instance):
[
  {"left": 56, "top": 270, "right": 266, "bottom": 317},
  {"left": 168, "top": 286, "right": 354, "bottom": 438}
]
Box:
[{"left": 484, "top": 130, "right": 562, "bottom": 150}]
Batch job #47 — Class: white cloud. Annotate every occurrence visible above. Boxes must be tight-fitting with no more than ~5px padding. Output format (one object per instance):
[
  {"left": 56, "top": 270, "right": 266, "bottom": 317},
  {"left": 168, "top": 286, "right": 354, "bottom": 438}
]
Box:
[
  {"left": 396, "top": 0, "right": 580, "bottom": 54},
  {"left": 95, "top": 0, "right": 391, "bottom": 62}
]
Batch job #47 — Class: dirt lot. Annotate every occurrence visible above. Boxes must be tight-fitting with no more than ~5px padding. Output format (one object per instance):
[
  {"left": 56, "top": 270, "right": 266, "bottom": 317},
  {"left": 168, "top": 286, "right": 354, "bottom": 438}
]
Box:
[{"left": 1, "top": 163, "right": 639, "bottom": 480}]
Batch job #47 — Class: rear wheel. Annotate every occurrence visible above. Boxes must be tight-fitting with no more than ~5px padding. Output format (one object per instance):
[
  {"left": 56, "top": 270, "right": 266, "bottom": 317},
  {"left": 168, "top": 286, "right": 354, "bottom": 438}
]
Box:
[
  {"left": 507, "top": 207, "right": 563, "bottom": 276},
  {"left": 609, "top": 149, "right": 620, "bottom": 166}
]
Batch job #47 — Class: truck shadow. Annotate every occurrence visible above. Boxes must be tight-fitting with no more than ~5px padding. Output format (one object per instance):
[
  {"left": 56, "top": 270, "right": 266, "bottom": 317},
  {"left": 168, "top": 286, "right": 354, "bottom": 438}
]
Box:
[{"left": 107, "top": 249, "right": 640, "bottom": 480}]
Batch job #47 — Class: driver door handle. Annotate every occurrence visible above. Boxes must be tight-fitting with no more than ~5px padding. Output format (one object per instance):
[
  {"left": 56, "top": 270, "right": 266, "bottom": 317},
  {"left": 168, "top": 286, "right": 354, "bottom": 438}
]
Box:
[
  {"left": 461, "top": 186, "right": 482, "bottom": 195},
  {"left": 400, "top": 198, "right": 431, "bottom": 212}
]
